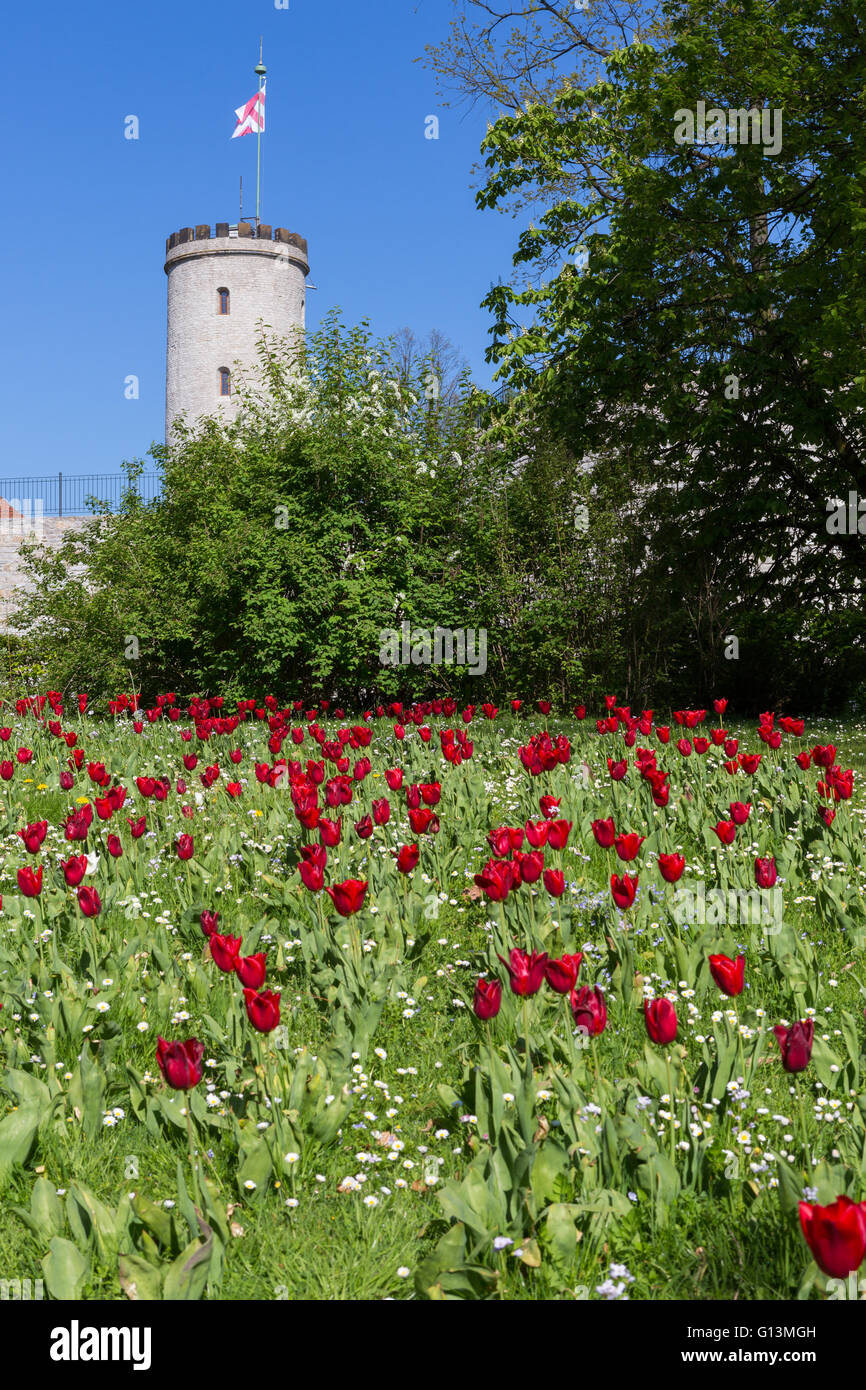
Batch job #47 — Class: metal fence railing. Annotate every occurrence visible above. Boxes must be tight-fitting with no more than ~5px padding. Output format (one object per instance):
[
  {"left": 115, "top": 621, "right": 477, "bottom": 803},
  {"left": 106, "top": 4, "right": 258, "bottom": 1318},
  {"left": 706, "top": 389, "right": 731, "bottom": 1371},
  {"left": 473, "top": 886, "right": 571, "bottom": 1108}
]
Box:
[{"left": 0, "top": 474, "right": 162, "bottom": 518}]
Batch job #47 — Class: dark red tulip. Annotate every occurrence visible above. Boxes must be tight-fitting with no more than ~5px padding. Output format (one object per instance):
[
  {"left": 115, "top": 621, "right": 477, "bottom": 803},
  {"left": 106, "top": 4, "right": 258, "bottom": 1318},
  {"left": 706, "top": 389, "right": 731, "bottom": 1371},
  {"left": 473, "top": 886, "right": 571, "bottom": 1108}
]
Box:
[
  {"left": 210, "top": 934, "right": 243, "bottom": 973},
  {"left": 708, "top": 953, "right": 745, "bottom": 997},
  {"left": 235, "top": 952, "right": 267, "bottom": 990},
  {"left": 543, "top": 868, "right": 565, "bottom": 896},
  {"left": 200, "top": 909, "right": 220, "bottom": 937},
  {"left": 61, "top": 854, "right": 88, "bottom": 886},
  {"left": 645, "top": 997, "right": 677, "bottom": 1044},
  {"left": 610, "top": 873, "right": 638, "bottom": 910},
  {"left": 774, "top": 1019, "right": 814, "bottom": 1073},
  {"left": 657, "top": 853, "right": 686, "bottom": 883},
  {"left": 729, "top": 802, "right": 751, "bottom": 825},
  {"left": 325, "top": 879, "right": 368, "bottom": 916},
  {"left": 614, "top": 832, "right": 644, "bottom": 862},
  {"left": 524, "top": 820, "right": 550, "bottom": 849},
  {"left": 546, "top": 819, "right": 572, "bottom": 850},
  {"left": 513, "top": 849, "right": 544, "bottom": 884},
  {"left": 570, "top": 985, "right": 607, "bottom": 1036},
  {"left": 755, "top": 856, "right": 777, "bottom": 888},
  {"left": 395, "top": 844, "right": 420, "bottom": 874},
  {"left": 299, "top": 859, "right": 324, "bottom": 891},
  {"left": 545, "top": 953, "right": 583, "bottom": 994},
  {"left": 474, "top": 859, "right": 514, "bottom": 902},
  {"left": 127, "top": 815, "right": 147, "bottom": 838},
  {"left": 591, "top": 818, "right": 616, "bottom": 849},
  {"left": 473, "top": 978, "right": 502, "bottom": 1020},
  {"left": 176, "top": 834, "right": 194, "bottom": 861},
  {"left": 17, "top": 865, "right": 43, "bottom": 897},
  {"left": 243, "top": 987, "right": 281, "bottom": 1033},
  {"left": 107, "top": 834, "right": 123, "bottom": 859},
  {"left": 156, "top": 1037, "right": 204, "bottom": 1090},
  {"left": 318, "top": 817, "right": 342, "bottom": 847},
  {"left": 77, "top": 886, "right": 102, "bottom": 918},
  {"left": 497, "top": 947, "right": 548, "bottom": 997},
  {"left": 799, "top": 1196, "right": 866, "bottom": 1279}
]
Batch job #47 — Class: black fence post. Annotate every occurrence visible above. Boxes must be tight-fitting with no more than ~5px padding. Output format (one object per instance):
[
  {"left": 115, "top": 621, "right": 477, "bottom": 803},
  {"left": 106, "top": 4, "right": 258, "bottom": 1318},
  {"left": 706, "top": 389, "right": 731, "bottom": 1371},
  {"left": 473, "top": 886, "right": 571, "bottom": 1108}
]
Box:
[{"left": 58, "top": 473, "right": 63, "bottom": 518}]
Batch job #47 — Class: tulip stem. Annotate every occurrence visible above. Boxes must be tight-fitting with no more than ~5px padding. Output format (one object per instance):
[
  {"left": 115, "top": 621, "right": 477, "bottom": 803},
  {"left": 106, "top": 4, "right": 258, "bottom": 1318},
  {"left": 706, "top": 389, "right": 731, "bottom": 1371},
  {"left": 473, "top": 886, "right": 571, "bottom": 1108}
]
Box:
[{"left": 185, "top": 1104, "right": 202, "bottom": 1210}]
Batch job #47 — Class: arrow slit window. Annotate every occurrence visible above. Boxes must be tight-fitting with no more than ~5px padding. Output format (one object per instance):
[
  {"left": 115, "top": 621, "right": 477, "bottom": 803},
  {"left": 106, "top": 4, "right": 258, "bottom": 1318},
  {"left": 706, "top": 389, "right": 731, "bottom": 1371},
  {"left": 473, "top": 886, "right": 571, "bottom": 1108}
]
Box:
[
  {"left": 219, "top": 367, "right": 231, "bottom": 396},
  {"left": 218, "top": 287, "right": 230, "bottom": 315}
]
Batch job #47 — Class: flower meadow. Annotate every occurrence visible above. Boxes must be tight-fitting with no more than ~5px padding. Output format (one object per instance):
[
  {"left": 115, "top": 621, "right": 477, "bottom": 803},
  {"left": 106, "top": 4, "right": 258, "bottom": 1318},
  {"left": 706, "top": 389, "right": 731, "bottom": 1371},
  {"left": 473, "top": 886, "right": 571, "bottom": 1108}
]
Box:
[{"left": 1, "top": 690, "right": 866, "bottom": 1302}]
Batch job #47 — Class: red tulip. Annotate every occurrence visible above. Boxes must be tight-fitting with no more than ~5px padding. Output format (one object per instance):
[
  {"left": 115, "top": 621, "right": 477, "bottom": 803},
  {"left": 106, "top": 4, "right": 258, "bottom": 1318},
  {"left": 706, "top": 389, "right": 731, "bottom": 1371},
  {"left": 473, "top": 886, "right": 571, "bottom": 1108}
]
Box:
[
  {"left": 729, "top": 802, "right": 751, "bottom": 825},
  {"left": 473, "top": 860, "right": 514, "bottom": 902},
  {"left": 61, "top": 854, "right": 88, "bottom": 887},
  {"left": 607, "top": 758, "right": 628, "bottom": 780},
  {"left": 325, "top": 879, "right": 368, "bottom": 916},
  {"left": 543, "top": 868, "right": 565, "bottom": 896},
  {"left": 546, "top": 819, "right": 572, "bottom": 850},
  {"left": 299, "top": 859, "right": 324, "bottom": 891},
  {"left": 17, "top": 865, "right": 43, "bottom": 897},
  {"left": 156, "top": 1037, "right": 204, "bottom": 1090},
  {"left": 473, "top": 978, "right": 502, "bottom": 1020},
  {"left": 394, "top": 844, "right": 420, "bottom": 874},
  {"left": 545, "top": 953, "right": 583, "bottom": 994},
  {"left": 570, "top": 985, "right": 607, "bottom": 1036},
  {"left": 77, "top": 886, "right": 102, "bottom": 918},
  {"left": 799, "top": 1196, "right": 866, "bottom": 1278},
  {"left": 372, "top": 797, "right": 391, "bottom": 825},
  {"left": 713, "top": 820, "right": 737, "bottom": 845},
  {"left": 591, "top": 818, "right": 616, "bottom": 849},
  {"left": 708, "top": 953, "right": 745, "bottom": 997},
  {"left": 176, "top": 834, "right": 194, "bottom": 861},
  {"left": 539, "top": 795, "right": 561, "bottom": 818},
  {"left": 610, "top": 873, "right": 638, "bottom": 910},
  {"left": 235, "top": 952, "right": 267, "bottom": 990},
  {"left": 755, "top": 856, "right": 777, "bottom": 888},
  {"left": 318, "top": 817, "right": 342, "bottom": 847},
  {"left": 738, "top": 753, "right": 762, "bottom": 774},
  {"left": 614, "top": 832, "right": 644, "bottom": 862},
  {"left": 127, "top": 815, "right": 147, "bottom": 838},
  {"left": 200, "top": 909, "right": 220, "bottom": 937},
  {"left": 774, "top": 1019, "right": 814, "bottom": 1073},
  {"left": 210, "top": 934, "right": 243, "bottom": 973},
  {"left": 107, "top": 834, "right": 123, "bottom": 859},
  {"left": 514, "top": 849, "right": 544, "bottom": 884},
  {"left": 497, "top": 948, "right": 548, "bottom": 997},
  {"left": 645, "top": 997, "right": 677, "bottom": 1044},
  {"left": 524, "top": 820, "right": 550, "bottom": 848},
  {"left": 243, "top": 987, "right": 281, "bottom": 1033},
  {"left": 657, "top": 853, "right": 686, "bottom": 883}
]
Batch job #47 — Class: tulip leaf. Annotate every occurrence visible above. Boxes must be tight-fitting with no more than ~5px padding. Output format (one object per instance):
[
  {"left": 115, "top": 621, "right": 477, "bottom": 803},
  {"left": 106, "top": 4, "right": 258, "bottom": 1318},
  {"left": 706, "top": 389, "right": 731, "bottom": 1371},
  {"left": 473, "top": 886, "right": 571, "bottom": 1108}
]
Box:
[
  {"left": 118, "top": 1252, "right": 164, "bottom": 1301},
  {"left": 42, "top": 1236, "right": 90, "bottom": 1300},
  {"left": 162, "top": 1229, "right": 213, "bottom": 1301}
]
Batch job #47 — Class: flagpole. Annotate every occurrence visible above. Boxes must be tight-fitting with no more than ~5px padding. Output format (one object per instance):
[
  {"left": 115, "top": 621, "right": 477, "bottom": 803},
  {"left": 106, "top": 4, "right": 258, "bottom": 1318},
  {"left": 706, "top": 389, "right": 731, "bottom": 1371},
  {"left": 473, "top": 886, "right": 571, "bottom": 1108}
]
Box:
[{"left": 255, "top": 39, "right": 266, "bottom": 228}]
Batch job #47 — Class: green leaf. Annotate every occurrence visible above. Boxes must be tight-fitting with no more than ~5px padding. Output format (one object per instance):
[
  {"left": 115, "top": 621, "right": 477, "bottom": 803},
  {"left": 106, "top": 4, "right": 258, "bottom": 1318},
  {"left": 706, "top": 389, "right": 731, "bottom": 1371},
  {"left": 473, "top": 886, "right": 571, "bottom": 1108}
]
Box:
[
  {"left": 118, "top": 1253, "right": 164, "bottom": 1301},
  {"left": 42, "top": 1237, "right": 90, "bottom": 1299}
]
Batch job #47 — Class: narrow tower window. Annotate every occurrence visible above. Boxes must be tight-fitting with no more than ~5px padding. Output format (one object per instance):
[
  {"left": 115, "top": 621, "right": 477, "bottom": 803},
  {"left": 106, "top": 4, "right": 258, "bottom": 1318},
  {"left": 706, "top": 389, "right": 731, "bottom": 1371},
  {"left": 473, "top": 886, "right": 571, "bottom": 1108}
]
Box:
[
  {"left": 218, "top": 287, "right": 230, "bottom": 315},
  {"left": 219, "top": 367, "right": 231, "bottom": 396}
]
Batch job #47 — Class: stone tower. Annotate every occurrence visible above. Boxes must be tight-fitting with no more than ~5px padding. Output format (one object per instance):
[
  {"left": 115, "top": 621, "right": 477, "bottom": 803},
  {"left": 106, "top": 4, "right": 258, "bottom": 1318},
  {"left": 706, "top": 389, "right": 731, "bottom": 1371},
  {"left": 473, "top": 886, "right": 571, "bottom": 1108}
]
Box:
[{"left": 164, "top": 222, "right": 309, "bottom": 438}]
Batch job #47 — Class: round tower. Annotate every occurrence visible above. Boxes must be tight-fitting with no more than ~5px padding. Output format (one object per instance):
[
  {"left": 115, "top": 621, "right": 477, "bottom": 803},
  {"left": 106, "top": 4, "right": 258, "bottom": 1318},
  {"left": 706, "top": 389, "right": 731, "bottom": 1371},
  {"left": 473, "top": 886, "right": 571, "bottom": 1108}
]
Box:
[{"left": 164, "top": 222, "right": 309, "bottom": 439}]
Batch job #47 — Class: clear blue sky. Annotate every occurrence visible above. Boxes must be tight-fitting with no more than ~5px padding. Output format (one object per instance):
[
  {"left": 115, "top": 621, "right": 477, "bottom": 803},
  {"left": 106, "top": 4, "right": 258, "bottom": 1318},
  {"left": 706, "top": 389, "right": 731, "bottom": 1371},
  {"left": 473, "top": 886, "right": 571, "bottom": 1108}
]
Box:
[{"left": 0, "top": 0, "right": 522, "bottom": 478}]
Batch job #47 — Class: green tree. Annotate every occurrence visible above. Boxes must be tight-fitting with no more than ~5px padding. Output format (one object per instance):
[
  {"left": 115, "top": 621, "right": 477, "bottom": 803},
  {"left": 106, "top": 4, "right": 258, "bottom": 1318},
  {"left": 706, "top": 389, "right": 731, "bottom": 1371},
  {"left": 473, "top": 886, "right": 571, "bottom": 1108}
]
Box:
[{"left": 475, "top": 0, "right": 866, "bottom": 707}]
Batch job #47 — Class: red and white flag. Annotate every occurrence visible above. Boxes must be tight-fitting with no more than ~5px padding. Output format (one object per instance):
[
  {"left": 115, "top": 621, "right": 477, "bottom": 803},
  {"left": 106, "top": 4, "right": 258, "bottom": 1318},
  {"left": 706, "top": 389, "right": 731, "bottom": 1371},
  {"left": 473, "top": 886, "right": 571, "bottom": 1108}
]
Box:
[{"left": 232, "top": 83, "right": 266, "bottom": 138}]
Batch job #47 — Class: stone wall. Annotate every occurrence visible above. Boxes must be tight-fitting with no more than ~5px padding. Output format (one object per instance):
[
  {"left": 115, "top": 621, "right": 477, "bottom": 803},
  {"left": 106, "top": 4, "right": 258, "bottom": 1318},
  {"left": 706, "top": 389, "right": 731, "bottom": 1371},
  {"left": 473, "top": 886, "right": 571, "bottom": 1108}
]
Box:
[{"left": 0, "top": 512, "right": 90, "bottom": 629}]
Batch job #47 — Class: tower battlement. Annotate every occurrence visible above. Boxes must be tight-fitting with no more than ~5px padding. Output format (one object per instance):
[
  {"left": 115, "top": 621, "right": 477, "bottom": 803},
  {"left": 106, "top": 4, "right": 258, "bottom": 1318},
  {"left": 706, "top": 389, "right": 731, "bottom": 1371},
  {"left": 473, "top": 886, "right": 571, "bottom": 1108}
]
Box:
[{"left": 165, "top": 224, "right": 308, "bottom": 259}]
